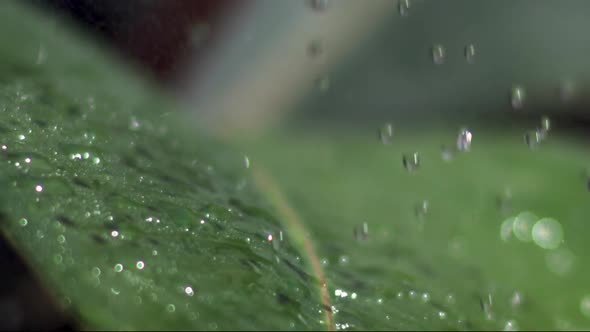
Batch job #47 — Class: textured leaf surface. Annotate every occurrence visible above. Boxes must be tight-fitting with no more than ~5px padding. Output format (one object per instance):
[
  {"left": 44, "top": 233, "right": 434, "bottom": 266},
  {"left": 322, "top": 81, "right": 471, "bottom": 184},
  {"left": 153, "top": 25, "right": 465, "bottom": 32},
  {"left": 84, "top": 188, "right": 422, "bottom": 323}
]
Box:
[{"left": 0, "top": 3, "right": 326, "bottom": 330}]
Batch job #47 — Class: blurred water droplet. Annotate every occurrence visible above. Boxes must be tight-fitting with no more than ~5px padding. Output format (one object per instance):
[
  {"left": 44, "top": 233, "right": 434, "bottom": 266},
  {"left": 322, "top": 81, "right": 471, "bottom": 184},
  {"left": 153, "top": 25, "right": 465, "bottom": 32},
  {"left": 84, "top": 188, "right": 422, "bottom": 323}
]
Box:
[
  {"left": 57, "top": 234, "right": 66, "bottom": 244},
  {"left": 114, "top": 263, "right": 124, "bottom": 272},
  {"left": 378, "top": 123, "right": 394, "bottom": 144},
  {"left": 398, "top": 0, "right": 410, "bottom": 17},
  {"left": 421, "top": 293, "right": 430, "bottom": 303},
  {"left": 129, "top": 117, "right": 140, "bottom": 131},
  {"left": 166, "top": 304, "right": 176, "bottom": 313},
  {"left": 500, "top": 217, "right": 515, "bottom": 242},
  {"left": 18, "top": 218, "right": 27, "bottom": 227},
  {"left": 513, "top": 211, "right": 537, "bottom": 242},
  {"left": 464, "top": 44, "right": 476, "bottom": 63},
  {"left": 546, "top": 248, "right": 574, "bottom": 276},
  {"left": 338, "top": 255, "right": 349, "bottom": 265},
  {"left": 524, "top": 130, "right": 545, "bottom": 149},
  {"left": 36, "top": 43, "right": 47, "bottom": 65},
  {"left": 402, "top": 152, "right": 420, "bottom": 172},
  {"left": 560, "top": 80, "right": 575, "bottom": 102},
  {"left": 307, "top": 39, "right": 323, "bottom": 59},
  {"left": 446, "top": 293, "right": 456, "bottom": 305},
  {"left": 532, "top": 218, "right": 563, "bottom": 249},
  {"left": 316, "top": 76, "right": 331, "bottom": 93},
  {"left": 91, "top": 267, "right": 101, "bottom": 277},
  {"left": 441, "top": 145, "right": 454, "bottom": 161},
  {"left": 503, "top": 319, "right": 519, "bottom": 331},
  {"left": 310, "top": 0, "right": 329, "bottom": 11},
  {"left": 184, "top": 286, "right": 194, "bottom": 296},
  {"left": 35, "top": 185, "right": 43, "bottom": 193},
  {"left": 510, "top": 291, "right": 523, "bottom": 309},
  {"left": 510, "top": 86, "right": 525, "bottom": 110},
  {"left": 243, "top": 155, "right": 250, "bottom": 169},
  {"left": 432, "top": 44, "right": 446, "bottom": 65},
  {"left": 457, "top": 128, "right": 473, "bottom": 152},
  {"left": 541, "top": 116, "right": 551, "bottom": 132},
  {"left": 438, "top": 311, "right": 447, "bottom": 319},
  {"left": 414, "top": 200, "right": 429, "bottom": 230},
  {"left": 480, "top": 294, "right": 494, "bottom": 320},
  {"left": 353, "top": 222, "right": 369, "bottom": 241},
  {"left": 580, "top": 295, "right": 590, "bottom": 318}
]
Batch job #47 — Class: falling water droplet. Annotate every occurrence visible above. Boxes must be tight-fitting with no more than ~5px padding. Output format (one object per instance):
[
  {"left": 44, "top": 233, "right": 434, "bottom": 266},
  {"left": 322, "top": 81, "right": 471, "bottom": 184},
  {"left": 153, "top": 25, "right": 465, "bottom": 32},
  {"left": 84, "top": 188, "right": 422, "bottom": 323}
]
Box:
[
  {"left": 510, "top": 86, "right": 525, "bottom": 110},
  {"left": 524, "top": 130, "right": 544, "bottom": 149},
  {"left": 402, "top": 152, "right": 420, "bottom": 172},
  {"left": 560, "top": 80, "right": 575, "bottom": 102},
  {"left": 441, "top": 145, "right": 454, "bottom": 162},
  {"left": 414, "top": 200, "right": 429, "bottom": 230},
  {"left": 378, "top": 123, "right": 394, "bottom": 144},
  {"left": 541, "top": 116, "right": 551, "bottom": 132},
  {"left": 510, "top": 291, "right": 523, "bottom": 309},
  {"left": 310, "top": 0, "right": 329, "bottom": 11},
  {"left": 532, "top": 218, "right": 563, "bottom": 249},
  {"left": 398, "top": 0, "right": 410, "bottom": 17},
  {"left": 353, "top": 222, "right": 369, "bottom": 241},
  {"left": 243, "top": 156, "right": 250, "bottom": 169},
  {"left": 307, "top": 39, "right": 323, "bottom": 59},
  {"left": 316, "top": 76, "right": 331, "bottom": 93},
  {"left": 36, "top": 43, "right": 47, "bottom": 65},
  {"left": 480, "top": 294, "right": 494, "bottom": 320},
  {"left": 432, "top": 44, "right": 446, "bottom": 65},
  {"left": 464, "top": 44, "right": 476, "bottom": 63},
  {"left": 457, "top": 128, "right": 473, "bottom": 152}
]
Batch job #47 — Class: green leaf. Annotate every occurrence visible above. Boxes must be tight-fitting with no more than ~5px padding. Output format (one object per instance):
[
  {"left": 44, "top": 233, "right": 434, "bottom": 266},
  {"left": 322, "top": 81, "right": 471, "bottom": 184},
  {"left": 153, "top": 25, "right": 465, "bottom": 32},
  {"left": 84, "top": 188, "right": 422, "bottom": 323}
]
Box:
[
  {"left": 244, "top": 124, "right": 590, "bottom": 330},
  {"left": 2, "top": 2, "right": 589, "bottom": 331},
  {"left": 0, "top": 2, "right": 328, "bottom": 330}
]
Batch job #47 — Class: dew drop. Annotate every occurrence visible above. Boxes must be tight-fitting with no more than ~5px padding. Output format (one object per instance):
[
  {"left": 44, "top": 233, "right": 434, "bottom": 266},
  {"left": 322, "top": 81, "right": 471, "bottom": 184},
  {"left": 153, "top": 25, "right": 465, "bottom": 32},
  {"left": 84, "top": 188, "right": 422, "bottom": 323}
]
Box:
[
  {"left": 114, "top": 263, "right": 124, "bottom": 272},
  {"left": 338, "top": 255, "right": 349, "bottom": 265},
  {"left": 464, "top": 44, "right": 476, "bottom": 63},
  {"left": 457, "top": 128, "right": 473, "bottom": 152},
  {"left": 57, "top": 234, "right": 66, "bottom": 244},
  {"left": 421, "top": 293, "right": 430, "bottom": 303},
  {"left": 510, "top": 86, "right": 525, "bottom": 110},
  {"left": 35, "top": 185, "right": 43, "bottom": 193},
  {"left": 402, "top": 152, "right": 420, "bottom": 172},
  {"left": 503, "top": 319, "right": 519, "bottom": 331},
  {"left": 166, "top": 304, "right": 176, "bottom": 313},
  {"left": 398, "top": 0, "right": 410, "bottom": 17},
  {"left": 432, "top": 44, "right": 446, "bottom": 65},
  {"left": 136, "top": 261, "right": 145, "bottom": 270},
  {"left": 532, "top": 218, "right": 563, "bottom": 249},
  {"left": 185, "top": 286, "right": 194, "bottom": 296},
  {"left": 438, "top": 311, "right": 447, "bottom": 320},
  {"left": 18, "top": 218, "right": 28, "bottom": 227},
  {"left": 91, "top": 267, "right": 101, "bottom": 277},
  {"left": 111, "top": 230, "right": 119, "bottom": 238},
  {"left": 129, "top": 116, "right": 140, "bottom": 131},
  {"left": 378, "top": 123, "right": 394, "bottom": 144}
]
